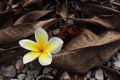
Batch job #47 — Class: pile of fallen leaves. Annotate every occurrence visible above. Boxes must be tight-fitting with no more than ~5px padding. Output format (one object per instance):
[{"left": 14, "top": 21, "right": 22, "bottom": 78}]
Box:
[{"left": 1, "top": 0, "right": 120, "bottom": 79}]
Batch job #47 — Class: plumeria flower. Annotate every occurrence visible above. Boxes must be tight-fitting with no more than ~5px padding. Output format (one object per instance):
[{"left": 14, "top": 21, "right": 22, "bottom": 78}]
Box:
[{"left": 19, "top": 27, "right": 63, "bottom": 66}]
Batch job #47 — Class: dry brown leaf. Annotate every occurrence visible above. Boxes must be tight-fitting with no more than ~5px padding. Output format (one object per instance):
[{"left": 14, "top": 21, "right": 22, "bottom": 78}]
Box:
[
  {"left": 72, "top": 14, "right": 120, "bottom": 30},
  {"left": 71, "top": 2, "right": 120, "bottom": 16},
  {"left": 62, "top": 29, "right": 120, "bottom": 51},
  {"left": 0, "top": 18, "right": 57, "bottom": 45},
  {"left": 0, "top": 47, "right": 27, "bottom": 63},
  {"left": 59, "top": 2, "right": 69, "bottom": 20},
  {"left": 14, "top": 10, "right": 53, "bottom": 25},
  {"left": 23, "top": 0, "right": 43, "bottom": 9},
  {"left": 51, "top": 39, "right": 120, "bottom": 74},
  {"left": 49, "top": 29, "right": 120, "bottom": 74}
]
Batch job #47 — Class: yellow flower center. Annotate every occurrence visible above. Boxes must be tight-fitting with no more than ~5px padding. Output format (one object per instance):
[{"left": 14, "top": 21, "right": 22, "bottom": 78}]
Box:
[{"left": 40, "top": 50, "right": 44, "bottom": 53}]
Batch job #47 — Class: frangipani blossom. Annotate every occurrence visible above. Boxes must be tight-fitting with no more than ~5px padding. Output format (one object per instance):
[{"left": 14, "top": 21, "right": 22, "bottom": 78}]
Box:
[{"left": 19, "top": 27, "right": 63, "bottom": 66}]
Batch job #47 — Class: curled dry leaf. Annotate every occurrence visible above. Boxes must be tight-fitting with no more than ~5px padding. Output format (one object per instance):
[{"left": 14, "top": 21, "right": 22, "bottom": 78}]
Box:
[
  {"left": 0, "top": 47, "right": 27, "bottom": 63},
  {"left": 23, "top": 0, "right": 43, "bottom": 8},
  {"left": 50, "top": 29, "right": 120, "bottom": 74},
  {"left": 71, "top": 2, "right": 120, "bottom": 16},
  {"left": 0, "top": 18, "right": 57, "bottom": 45},
  {"left": 72, "top": 14, "right": 120, "bottom": 30},
  {"left": 14, "top": 10, "right": 53, "bottom": 25},
  {"left": 62, "top": 29, "right": 120, "bottom": 51},
  {"left": 101, "top": 66, "right": 120, "bottom": 80},
  {"left": 59, "top": 2, "right": 69, "bottom": 20},
  {"left": 51, "top": 39, "right": 120, "bottom": 74}
]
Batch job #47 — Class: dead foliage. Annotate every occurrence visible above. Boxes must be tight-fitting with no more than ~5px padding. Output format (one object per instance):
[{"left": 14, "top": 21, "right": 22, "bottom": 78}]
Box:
[{"left": 0, "top": 0, "right": 120, "bottom": 79}]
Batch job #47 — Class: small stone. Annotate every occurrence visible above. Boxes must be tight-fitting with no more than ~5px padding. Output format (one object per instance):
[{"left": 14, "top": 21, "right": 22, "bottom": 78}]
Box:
[
  {"left": 95, "top": 69, "right": 104, "bottom": 80},
  {"left": 10, "top": 79, "right": 18, "bottom": 80},
  {"left": 0, "top": 75, "right": 4, "bottom": 80},
  {"left": 17, "top": 69, "right": 21, "bottom": 74},
  {"left": 25, "top": 70, "right": 40, "bottom": 80},
  {"left": 107, "top": 78, "right": 110, "bottom": 80},
  {"left": 25, "top": 71, "right": 34, "bottom": 80},
  {"left": 114, "top": 60, "right": 120, "bottom": 70},
  {"left": 17, "top": 74, "right": 26, "bottom": 80},
  {"left": 36, "top": 75, "right": 45, "bottom": 80},
  {"left": 32, "top": 70, "right": 40, "bottom": 78},
  {"left": 112, "top": 55, "right": 117, "bottom": 61},
  {"left": 22, "top": 65, "right": 29, "bottom": 74},
  {"left": 29, "top": 62, "right": 42, "bottom": 71},
  {"left": 89, "top": 78, "right": 96, "bottom": 80},
  {"left": 15, "top": 59, "right": 24, "bottom": 70},
  {"left": 60, "top": 72, "right": 70, "bottom": 80},
  {"left": 74, "top": 75, "right": 78, "bottom": 80},
  {"left": 45, "top": 75, "right": 54, "bottom": 79},
  {"left": 51, "top": 69, "right": 58, "bottom": 75},
  {"left": 2, "top": 65, "right": 16, "bottom": 77},
  {"left": 117, "top": 53, "right": 120, "bottom": 60},
  {"left": 106, "top": 61, "right": 111, "bottom": 67},
  {"left": 85, "top": 71, "right": 91, "bottom": 78},
  {"left": 4, "top": 77, "right": 9, "bottom": 80},
  {"left": 42, "top": 67, "right": 53, "bottom": 74},
  {"left": 52, "top": 28, "right": 60, "bottom": 35},
  {"left": 29, "top": 63, "right": 36, "bottom": 70},
  {"left": 67, "top": 14, "right": 75, "bottom": 26},
  {"left": 84, "top": 77, "right": 87, "bottom": 80},
  {"left": 36, "top": 75, "right": 53, "bottom": 80}
]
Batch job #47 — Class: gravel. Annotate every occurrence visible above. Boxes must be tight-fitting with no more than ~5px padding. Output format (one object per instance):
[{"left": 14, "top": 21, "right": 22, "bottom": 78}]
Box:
[{"left": 1, "top": 51, "right": 120, "bottom": 80}]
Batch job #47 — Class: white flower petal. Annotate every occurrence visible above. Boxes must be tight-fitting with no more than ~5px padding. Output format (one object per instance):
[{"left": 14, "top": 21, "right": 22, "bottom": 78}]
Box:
[
  {"left": 35, "top": 27, "right": 48, "bottom": 50},
  {"left": 23, "top": 52, "right": 40, "bottom": 64},
  {"left": 19, "top": 39, "right": 40, "bottom": 51},
  {"left": 38, "top": 52, "right": 52, "bottom": 66},
  {"left": 44, "top": 37, "right": 63, "bottom": 54}
]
